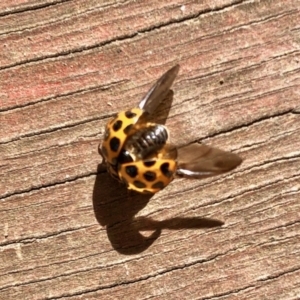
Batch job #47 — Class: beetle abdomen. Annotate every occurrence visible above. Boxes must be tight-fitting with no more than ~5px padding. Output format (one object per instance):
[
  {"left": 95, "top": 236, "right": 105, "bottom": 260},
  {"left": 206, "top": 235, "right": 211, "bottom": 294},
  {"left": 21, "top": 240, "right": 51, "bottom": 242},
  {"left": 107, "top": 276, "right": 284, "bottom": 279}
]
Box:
[{"left": 125, "top": 124, "right": 168, "bottom": 159}]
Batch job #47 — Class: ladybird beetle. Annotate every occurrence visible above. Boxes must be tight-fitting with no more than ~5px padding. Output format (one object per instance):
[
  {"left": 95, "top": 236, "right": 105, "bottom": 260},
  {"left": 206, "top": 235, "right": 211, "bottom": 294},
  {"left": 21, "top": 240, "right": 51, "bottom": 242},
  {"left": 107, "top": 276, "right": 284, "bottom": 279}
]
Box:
[{"left": 99, "top": 65, "right": 242, "bottom": 194}]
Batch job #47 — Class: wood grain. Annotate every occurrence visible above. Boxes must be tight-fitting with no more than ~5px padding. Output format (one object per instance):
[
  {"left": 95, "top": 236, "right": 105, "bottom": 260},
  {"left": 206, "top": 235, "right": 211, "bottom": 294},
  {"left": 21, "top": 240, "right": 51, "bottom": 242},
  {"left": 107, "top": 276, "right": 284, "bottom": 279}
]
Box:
[{"left": 0, "top": 0, "right": 299, "bottom": 299}]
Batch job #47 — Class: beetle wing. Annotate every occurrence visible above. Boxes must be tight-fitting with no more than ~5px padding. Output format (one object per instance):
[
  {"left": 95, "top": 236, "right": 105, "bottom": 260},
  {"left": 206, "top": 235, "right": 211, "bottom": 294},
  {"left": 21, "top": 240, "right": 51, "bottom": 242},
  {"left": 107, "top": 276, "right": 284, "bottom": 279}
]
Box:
[
  {"left": 138, "top": 65, "right": 179, "bottom": 115},
  {"left": 158, "top": 144, "right": 178, "bottom": 160},
  {"left": 176, "top": 143, "right": 242, "bottom": 179}
]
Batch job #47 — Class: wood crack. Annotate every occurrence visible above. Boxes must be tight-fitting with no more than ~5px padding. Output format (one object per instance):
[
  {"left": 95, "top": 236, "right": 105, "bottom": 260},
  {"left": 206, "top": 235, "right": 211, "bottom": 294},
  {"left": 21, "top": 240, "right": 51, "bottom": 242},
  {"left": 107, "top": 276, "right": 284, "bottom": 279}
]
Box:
[
  {"left": 0, "top": 171, "right": 97, "bottom": 200},
  {"left": 0, "top": 80, "right": 126, "bottom": 114},
  {"left": 0, "top": 0, "right": 71, "bottom": 17},
  {"left": 0, "top": 0, "right": 253, "bottom": 71},
  {"left": 199, "top": 108, "right": 298, "bottom": 142}
]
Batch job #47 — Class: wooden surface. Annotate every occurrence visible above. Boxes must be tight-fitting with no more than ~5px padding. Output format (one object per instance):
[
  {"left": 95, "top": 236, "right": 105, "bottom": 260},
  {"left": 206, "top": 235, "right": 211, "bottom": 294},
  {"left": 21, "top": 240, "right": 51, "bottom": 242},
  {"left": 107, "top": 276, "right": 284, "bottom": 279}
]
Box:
[{"left": 0, "top": 0, "right": 299, "bottom": 299}]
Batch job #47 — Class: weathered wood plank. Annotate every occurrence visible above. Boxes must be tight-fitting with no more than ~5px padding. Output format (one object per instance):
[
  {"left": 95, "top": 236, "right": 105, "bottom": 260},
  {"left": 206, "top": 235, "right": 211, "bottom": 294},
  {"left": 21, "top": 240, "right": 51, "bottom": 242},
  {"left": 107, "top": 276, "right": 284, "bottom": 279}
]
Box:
[
  {"left": 1, "top": 0, "right": 298, "bottom": 109},
  {"left": 0, "top": 0, "right": 238, "bottom": 69},
  {"left": 0, "top": 0, "right": 299, "bottom": 299}
]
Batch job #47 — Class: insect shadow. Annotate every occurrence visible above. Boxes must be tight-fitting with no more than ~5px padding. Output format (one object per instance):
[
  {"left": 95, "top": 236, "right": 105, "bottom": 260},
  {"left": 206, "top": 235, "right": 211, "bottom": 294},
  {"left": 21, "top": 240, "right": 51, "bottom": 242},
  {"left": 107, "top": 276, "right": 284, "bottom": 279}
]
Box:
[
  {"left": 92, "top": 168, "right": 224, "bottom": 255},
  {"left": 92, "top": 91, "right": 224, "bottom": 255}
]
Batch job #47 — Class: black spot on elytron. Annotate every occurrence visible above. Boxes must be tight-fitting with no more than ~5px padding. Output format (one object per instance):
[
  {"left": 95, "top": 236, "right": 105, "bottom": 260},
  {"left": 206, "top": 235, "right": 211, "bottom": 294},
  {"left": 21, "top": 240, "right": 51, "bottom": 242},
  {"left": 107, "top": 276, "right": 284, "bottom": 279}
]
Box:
[
  {"left": 123, "top": 124, "right": 133, "bottom": 135},
  {"left": 125, "top": 165, "right": 138, "bottom": 178},
  {"left": 109, "top": 137, "right": 120, "bottom": 152},
  {"left": 125, "top": 110, "right": 137, "bottom": 118},
  {"left": 101, "top": 145, "right": 108, "bottom": 158},
  {"left": 133, "top": 180, "right": 146, "bottom": 189},
  {"left": 144, "top": 160, "right": 156, "bottom": 167},
  {"left": 104, "top": 128, "right": 110, "bottom": 141},
  {"left": 152, "top": 181, "right": 165, "bottom": 190},
  {"left": 143, "top": 171, "right": 157, "bottom": 182},
  {"left": 160, "top": 162, "right": 173, "bottom": 178},
  {"left": 112, "top": 120, "right": 123, "bottom": 132}
]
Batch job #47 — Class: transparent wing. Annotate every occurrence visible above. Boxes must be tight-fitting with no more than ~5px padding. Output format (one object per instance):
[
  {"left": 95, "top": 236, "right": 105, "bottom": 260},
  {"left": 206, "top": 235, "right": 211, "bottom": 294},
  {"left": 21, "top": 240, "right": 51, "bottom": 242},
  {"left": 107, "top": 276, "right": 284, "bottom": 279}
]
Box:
[
  {"left": 138, "top": 64, "right": 180, "bottom": 115},
  {"left": 176, "top": 143, "right": 242, "bottom": 179}
]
